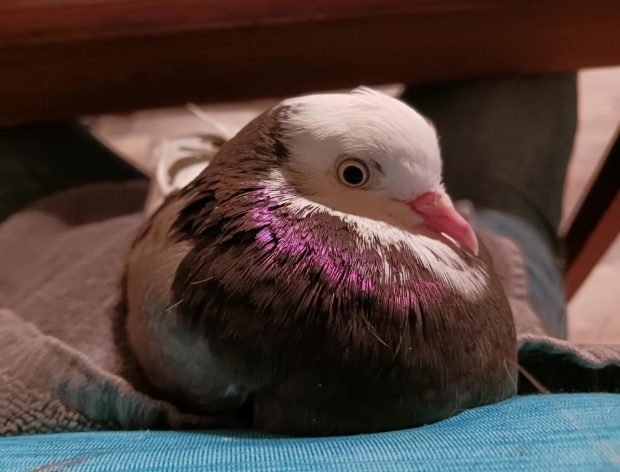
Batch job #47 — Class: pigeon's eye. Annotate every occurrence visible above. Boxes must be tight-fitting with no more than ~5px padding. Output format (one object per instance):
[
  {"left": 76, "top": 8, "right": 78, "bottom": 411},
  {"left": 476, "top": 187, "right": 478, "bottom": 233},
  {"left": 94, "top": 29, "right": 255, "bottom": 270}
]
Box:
[{"left": 337, "top": 158, "right": 370, "bottom": 188}]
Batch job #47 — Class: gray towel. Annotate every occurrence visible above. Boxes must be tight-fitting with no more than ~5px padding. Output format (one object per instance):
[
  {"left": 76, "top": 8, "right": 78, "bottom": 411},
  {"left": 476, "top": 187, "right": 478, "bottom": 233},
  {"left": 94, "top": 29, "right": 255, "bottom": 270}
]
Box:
[{"left": 0, "top": 182, "right": 618, "bottom": 435}]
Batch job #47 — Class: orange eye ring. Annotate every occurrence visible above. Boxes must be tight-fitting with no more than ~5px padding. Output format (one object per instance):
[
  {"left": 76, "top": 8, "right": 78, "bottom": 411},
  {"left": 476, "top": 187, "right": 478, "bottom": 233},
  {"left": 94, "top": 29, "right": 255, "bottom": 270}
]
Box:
[{"left": 337, "top": 158, "right": 370, "bottom": 188}]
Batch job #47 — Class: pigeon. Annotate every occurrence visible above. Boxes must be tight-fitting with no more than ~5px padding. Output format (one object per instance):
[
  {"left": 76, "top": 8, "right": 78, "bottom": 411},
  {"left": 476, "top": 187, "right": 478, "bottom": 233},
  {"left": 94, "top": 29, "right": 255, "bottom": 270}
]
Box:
[{"left": 121, "top": 87, "right": 517, "bottom": 436}]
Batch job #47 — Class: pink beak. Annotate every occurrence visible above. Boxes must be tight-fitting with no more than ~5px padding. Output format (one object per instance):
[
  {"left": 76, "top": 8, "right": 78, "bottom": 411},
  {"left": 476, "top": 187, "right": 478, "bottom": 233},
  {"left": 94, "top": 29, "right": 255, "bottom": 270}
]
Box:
[{"left": 406, "top": 192, "right": 479, "bottom": 255}]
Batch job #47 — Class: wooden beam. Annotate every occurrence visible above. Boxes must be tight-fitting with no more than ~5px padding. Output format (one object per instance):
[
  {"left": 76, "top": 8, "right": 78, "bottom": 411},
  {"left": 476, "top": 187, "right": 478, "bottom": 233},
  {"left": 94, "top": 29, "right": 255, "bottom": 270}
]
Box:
[
  {"left": 564, "top": 132, "right": 620, "bottom": 299},
  {"left": 1, "top": 0, "right": 620, "bottom": 124}
]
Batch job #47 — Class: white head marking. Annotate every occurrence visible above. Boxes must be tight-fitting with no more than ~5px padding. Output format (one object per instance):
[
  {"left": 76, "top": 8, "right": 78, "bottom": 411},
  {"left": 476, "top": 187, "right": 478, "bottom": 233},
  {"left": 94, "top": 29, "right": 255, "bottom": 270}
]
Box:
[
  {"left": 266, "top": 87, "right": 488, "bottom": 299},
  {"left": 281, "top": 86, "right": 442, "bottom": 201}
]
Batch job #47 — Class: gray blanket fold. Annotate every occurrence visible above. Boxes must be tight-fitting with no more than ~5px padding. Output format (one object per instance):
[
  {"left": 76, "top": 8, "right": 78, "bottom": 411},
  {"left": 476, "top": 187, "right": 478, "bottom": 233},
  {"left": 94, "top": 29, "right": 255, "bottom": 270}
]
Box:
[{"left": 1, "top": 182, "right": 618, "bottom": 435}]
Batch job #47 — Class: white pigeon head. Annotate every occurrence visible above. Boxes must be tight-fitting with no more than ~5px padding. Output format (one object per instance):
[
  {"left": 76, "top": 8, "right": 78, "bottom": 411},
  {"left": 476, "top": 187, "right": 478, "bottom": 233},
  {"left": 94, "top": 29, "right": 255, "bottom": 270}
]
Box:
[{"left": 277, "top": 87, "right": 478, "bottom": 254}]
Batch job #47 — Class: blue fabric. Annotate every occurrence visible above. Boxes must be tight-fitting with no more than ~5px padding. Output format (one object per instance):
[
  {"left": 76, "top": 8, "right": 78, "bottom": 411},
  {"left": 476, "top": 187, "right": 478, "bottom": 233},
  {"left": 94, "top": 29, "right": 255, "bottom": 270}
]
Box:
[
  {"left": 474, "top": 209, "right": 567, "bottom": 338},
  {"left": 2, "top": 394, "right": 619, "bottom": 471}
]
